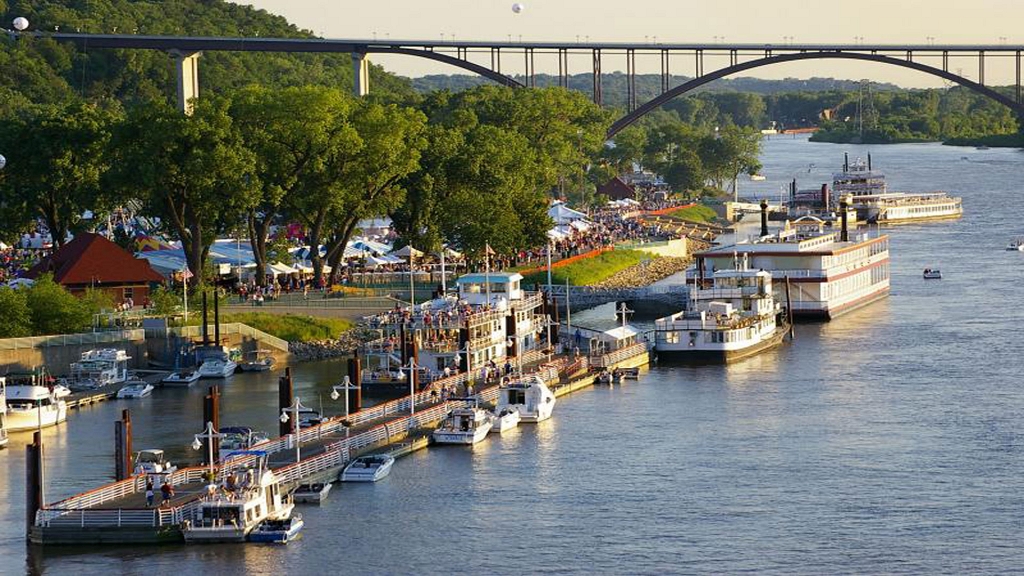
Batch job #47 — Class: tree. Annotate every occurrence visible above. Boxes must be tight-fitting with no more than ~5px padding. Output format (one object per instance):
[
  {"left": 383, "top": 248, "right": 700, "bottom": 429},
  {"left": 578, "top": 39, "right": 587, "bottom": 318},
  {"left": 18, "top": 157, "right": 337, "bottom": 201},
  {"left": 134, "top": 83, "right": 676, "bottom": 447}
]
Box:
[
  {"left": 110, "top": 98, "right": 257, "bottom": 285},
  {"left": 148, "top": 285, "right": 180, "bottom": 317},
  {"left": 0, "top": 287, "right": 32, "bottom": 338},
  {"left": 0, "top": 102, "right": 117, "bottom": 248},
  {"left": 24, "top": 274, "right": 91, "bottom": 335}
]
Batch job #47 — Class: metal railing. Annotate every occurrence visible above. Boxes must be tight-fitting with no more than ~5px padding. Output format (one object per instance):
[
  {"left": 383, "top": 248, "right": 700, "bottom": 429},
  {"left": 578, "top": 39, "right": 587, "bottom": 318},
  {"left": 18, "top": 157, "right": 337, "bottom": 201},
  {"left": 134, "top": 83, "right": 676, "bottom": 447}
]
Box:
[
  {"left": 590, "top": 342, "right": 649, "bottom": 368},
  {"left": 0, "top": 329, "right": 145, "bottom": 351},
  {"left": 146, "top": 323, "right": 289, "bottom": 352}
]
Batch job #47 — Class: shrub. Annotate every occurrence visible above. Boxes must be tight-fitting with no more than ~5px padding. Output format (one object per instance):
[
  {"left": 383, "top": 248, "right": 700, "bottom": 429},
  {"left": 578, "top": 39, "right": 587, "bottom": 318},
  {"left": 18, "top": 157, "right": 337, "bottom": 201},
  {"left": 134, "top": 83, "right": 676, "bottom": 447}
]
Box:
[
  {"left": 24, "top": 274, "right": 91, "bottom": 335},
  {"left": 0, "top": 287, "right": 32, "bottom": 338}
]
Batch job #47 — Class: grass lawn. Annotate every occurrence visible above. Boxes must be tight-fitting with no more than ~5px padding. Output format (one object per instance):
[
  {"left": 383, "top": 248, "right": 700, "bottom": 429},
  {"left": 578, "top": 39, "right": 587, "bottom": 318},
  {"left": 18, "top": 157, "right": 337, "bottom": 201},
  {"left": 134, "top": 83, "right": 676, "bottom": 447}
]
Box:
[
  {"left": 663, "top": 204, "right": 718, "bottom": 223},
  {"left": 521, "top": 249, "right": 653, "bottom": 286},
  {"left": 186, "top": 312, "right": 353, "bottom": 342}
]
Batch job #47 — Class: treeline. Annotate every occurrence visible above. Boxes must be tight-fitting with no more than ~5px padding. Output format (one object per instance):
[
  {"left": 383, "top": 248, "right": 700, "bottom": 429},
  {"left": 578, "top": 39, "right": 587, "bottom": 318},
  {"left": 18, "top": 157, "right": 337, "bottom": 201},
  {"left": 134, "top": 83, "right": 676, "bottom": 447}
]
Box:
[{"left": 0, "top": 274, "right": 112, "bottom": 337}]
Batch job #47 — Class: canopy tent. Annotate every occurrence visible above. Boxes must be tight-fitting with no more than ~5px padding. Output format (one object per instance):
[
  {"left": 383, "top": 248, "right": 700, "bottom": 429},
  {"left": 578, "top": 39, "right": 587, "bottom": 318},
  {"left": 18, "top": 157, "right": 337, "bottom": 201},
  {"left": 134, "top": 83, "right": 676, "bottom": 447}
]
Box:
[
  {"left": 440, "top": 246, "right": 462, "bottom": 258},
  {"left": 292, "top": 245, "right": 327, "bottom": 261},
  {"left": 546, "top": 228, "right": 569, "bottom": 240},
  {"left": 266, "top": 262, "right": 297, "bottom": 275},
  {"left": 351, "top": 238, "right": 392, "bottom": 255},
  {"left": 548, "top": 201, "right": 588, "bottom": 224},
  {"left": 569, "top": 219, "right": 592, "bottom": 232},
  {"left": 391, "top": 245, "right": 424, "bottom": 258},
  {"left": 365, "top": 255, "right": 390, "bottom": 268}
]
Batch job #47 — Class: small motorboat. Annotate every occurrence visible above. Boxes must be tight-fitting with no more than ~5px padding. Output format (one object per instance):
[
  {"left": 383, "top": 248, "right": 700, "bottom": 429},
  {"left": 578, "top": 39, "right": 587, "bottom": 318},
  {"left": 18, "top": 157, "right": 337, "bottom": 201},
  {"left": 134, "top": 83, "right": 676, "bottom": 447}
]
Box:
[
  {"left": 162, "top": 370, "right": 200, "bottom": 387},
  {"left": 117, "top": 381, "right": 154, "bottom": 399},
  {"left": 134, "top": 448, "right": 177, "bottom": 476},
  {"left": 595, "top": 371, "right": 613, "bottom": 385},
  {"left": 1006, "top": 237, "right": 1024, "bottom": 252},
  {"left": 923, "top": 268, "right": 942, "bottom": 280},
  {"left": 341, "top": 454, "right": 395, "bottom": 482},
  {"left": 432, "top": 404, "right": 493, "bottom": 445},
  {"left": 248, "top": 514, "right": 304, "bottom": 544},
  {"left": 619, "top": 367, "right": 640, "bottom": 380},
  {"left": 489, "top": 407, "right": 521, "bottom": 434},
  {"left": 297, "top": 407, "right": 323, "bottom": 429},
  {"left": 239, "top": 350, "right": 275, "bottom": 372},
  {"left": 292, "top": 482, "right": 333, "bottom": 504},
  {"left": 750, "top": 174, "right": 767, "bottom": 181}
]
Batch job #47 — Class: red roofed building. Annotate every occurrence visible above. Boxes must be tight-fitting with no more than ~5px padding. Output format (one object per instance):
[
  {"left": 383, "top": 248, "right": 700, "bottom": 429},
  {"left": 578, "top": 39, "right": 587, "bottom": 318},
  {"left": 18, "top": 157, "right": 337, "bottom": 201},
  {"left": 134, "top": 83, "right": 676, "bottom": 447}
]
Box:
[
  {"left": 597, "top": 176, "right": 637, "bottom": 201},
  {"left": 26, "top": 232, "right": 165, "bottom": 305}
]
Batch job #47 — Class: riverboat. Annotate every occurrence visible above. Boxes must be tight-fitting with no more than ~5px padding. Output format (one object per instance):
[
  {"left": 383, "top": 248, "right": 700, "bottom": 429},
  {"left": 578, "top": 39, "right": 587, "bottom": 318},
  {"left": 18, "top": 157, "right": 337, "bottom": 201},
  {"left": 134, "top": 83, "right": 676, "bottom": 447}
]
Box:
[
  {"left": 116, "top": 381, "right": 154, "bottom": 399},
  {"left": 340, "top": 454, "right": 395, "bottom": 482},
  {"left": 656, "top": 255, "right": 788, "bottom": 363},
  {"left": 695, "top": 205, "right": 890, "bottom": 320},
  {"left": 489, "top": 407, "right": 521, "bottom": 433},
  {"left": 432, "top": 404, "right": 493, "bottom": 445},
  {"left": 833, "top": 154, "right": 962, "bottom": 224},
  {"left": 69, "top": 348, "right": 131, "bottom": 390},
  {"left": 292, "top": 483, "right": 333, "bottom": 503},
  {"left": 182, "top": 452, "right": 293, "bottom": 543},
  {"left": 4, "top": 382, "right": 68, "bottom": 432},
  {"left": 495, "top": 375, "right": 556, "bottom": 423},
  {"left": 248, "top": 515, "right": 304, "bottom": 544},
  {"left": 134, "top": 448, "right": 177, "bottom": 476}
]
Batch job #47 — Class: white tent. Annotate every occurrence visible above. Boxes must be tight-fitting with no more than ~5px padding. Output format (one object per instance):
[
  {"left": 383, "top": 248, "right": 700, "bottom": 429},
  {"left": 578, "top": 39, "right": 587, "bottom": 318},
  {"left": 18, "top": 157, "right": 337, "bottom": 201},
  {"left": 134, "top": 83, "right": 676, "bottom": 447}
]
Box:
[
  {"left": 548, "top": 201, "right": 587, "bottom": 224},
  {"left": 569, "top": 220, "right": 592, "bottom": 232},
  {"left": 267, "top": 262, "right": 297, "bottom": 275},
  {"left": 391, "top": 245, "right": 424, "bottom": 258},
  {"left": 365, "top": 255, "right": 390, "bottom": 267},
  {"left": 546, "top": 228, "right": 568, "bottom": 240}
]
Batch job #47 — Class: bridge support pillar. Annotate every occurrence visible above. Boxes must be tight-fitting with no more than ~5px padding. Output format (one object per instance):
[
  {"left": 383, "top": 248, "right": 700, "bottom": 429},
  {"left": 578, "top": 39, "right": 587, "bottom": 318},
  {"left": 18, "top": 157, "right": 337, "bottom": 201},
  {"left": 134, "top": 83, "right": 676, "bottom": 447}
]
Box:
[
  {"left": 171, "top": 50, "right": 201, "bottom": 116},
  {"left": 353, "top": 52, "right": 371, "bottom": 97}
]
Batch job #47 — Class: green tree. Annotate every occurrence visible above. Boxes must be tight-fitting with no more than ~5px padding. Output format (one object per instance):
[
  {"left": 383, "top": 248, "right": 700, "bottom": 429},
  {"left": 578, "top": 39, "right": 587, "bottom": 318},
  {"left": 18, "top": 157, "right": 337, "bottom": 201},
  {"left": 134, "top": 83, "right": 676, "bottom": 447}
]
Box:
[
  {"left": 148, "top": 285, "right": 181, "bottom": 317},
  {"left": 24, "top": 274, "right": 91, "bottom": 335},
  {"left": 0, "top": 287, "right": 32, "bottom": 338},
  {"left": 110, "top": 98, "right": 257, "bottom": 285}
]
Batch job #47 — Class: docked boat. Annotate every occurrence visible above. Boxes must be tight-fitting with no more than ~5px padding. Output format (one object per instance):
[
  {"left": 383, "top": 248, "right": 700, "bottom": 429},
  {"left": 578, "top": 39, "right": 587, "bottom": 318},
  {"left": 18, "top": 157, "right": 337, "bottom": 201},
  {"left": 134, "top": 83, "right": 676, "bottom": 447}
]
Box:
[
  {"left": 595, "top": 371, "right": 613, "bottom": 385},
  {"left": 657, "top": 254, "right": 788, "bottom": 363},
  {"left": 197, "top": 353, "right": 237, "bottom": 379},
  {"left": 495, "top": 375, "right": 556, "bottom": 423},
  {"left": 489, "top": 407, "right": 521, "bottom": 434},
  {"left": 292, "top": 482, "right": 333, "bottom": 503},
  {"left": 116, "top": 380, "right": 154, "bottom": 399},
  {"left": 182, "top": 452, "right": 293, "bottom": 543},
  {"left": 134, "top": 448, "right": 177, "bottom": 476},
  {"left": 239, "top": 350, "right": 275, "bottom": 372},
  {"left": 4, "top": 383, "right": 68, "bottom": 432},
  {"left": 220, "top": 426, "right": 269, "bottom": 460},
  {"left": 1006, "top": 237, "right": 1024, "bottom": 252},
  {"left": 0, "top": 378, "right": 8, "bottom": 448},
  {"left": 248, "top": 515, "right": 304, "bottom": 544},
  {"left": 432, "top": 404, "right": 494, "bottom": 445},
  {"left": 340, "top": 454, "right": 395, "bottom": 482},
  {"left": 68, "top": 348, "right": 131, "bottom": 390},
  {"left": 923, "top": 268, "right": 942, "bottom": 279},
  {"left": 297, "top": 407, "right": 323, "bottom": 429},
  {"left": 833, "top": 154, "right": 962, "bottom": 224},
  {"left": 162, "top": 370, "right": 200, "bottom": 387}
]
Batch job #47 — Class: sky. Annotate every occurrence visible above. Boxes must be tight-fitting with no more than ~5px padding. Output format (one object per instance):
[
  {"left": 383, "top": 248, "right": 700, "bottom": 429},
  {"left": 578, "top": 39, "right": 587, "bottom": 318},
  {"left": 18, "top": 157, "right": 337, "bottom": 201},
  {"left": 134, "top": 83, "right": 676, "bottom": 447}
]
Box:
[{"left": 240, "top": 0, "right": 1023, "bottom": 88}]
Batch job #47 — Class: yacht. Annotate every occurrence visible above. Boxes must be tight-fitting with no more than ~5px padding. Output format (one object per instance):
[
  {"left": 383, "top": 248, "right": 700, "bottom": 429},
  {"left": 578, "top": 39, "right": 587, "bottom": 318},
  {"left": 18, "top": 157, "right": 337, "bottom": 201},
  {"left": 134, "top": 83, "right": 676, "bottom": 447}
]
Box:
[
  {"left": 182, "top": 453, "right": 293, "bottom": 543},
  {"left": 495, "top": 375, "right": 556, "bottom": 423},
  {"left": 69, "top": 348, "right": 131, "bottom": 390},
  {"left": 1006, "top": 237, "right": 1024, "bottom": 252},
  {"left": 117, "top": 381, "right": 154, "bottom": 399},
  {"left": 657, "top": 255, "right": 788, "bottom": 363},
  {"left": 340, "top": 454, "right": 395, "bottom": 482},
  {"left": 239, "top": 350, "right": 275, "bottom": 372},
  {"left": 219, "top": 426, "right": 269, "bottom": 460},
  {"left": 4, "top": 382, "right": 68, "bottom": 432},
  {"left": 134, "top": 448, "right": 177, "bottom": 476},
  {"left": 162, "top": 370, "right": 201, "bottom": 387},
  {"left": 489, "top": 407, "right": 521, "bottom": 434},
  {"left": 0, "top": 378, "right": 8, "bottom": 448},
  {"left": 197, "top": 352, "right": 237, "bottom": 379},
  {"left": 432, "top": 404, "right": 494, "bottom": 445}
]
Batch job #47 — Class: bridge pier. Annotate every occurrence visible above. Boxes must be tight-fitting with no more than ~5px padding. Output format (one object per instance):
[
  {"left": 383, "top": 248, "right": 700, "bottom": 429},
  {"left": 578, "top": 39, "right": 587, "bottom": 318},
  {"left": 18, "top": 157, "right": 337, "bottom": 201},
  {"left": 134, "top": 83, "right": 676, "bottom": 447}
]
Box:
[
  {"left": 353, "top": 52, "right": 370, "bottom": 97},
  {"left": 171, "top": 50, "right": 201, "bottom": 115}
]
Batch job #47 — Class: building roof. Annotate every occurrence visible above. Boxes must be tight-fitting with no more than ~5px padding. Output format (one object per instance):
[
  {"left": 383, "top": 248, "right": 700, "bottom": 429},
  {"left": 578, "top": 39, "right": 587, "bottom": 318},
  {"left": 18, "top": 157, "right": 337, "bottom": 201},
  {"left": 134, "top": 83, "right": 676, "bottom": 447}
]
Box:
[
  {"left": 598, "top": 176, "right": 637, "bottom": 201},
  {"left": 26, "top": 232, "right": 165, "bottom": 286},
  {"left": 457, "top": 272, "right": 523, "bottom": 284}
]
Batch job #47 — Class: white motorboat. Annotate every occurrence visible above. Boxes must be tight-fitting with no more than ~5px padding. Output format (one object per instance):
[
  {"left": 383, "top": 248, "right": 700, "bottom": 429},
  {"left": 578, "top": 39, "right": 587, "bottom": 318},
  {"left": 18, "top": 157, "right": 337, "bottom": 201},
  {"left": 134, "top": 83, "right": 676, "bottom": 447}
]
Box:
[
  {"left": 341, "top": 454, "right": 395, "bottom": 482},
  {"left": 219, "top": 426, "right": 269, "bottom": 460},
  {"left": 0, "top": 378, "right": 8, "bottom": 448},
  {"left": 1006, "top": 237, "right": 1024, "bottom": 251},
  {"left": 297, "top": 408, "right": 323, "bottom": 429},
  {"left": 239, "top": 350, "right": 275, "bottom": 372},
  {"left": 248, "top": 514, "right": 304, "bottom": 544},
  {"left": 117, "top": 381, "right": 154, "bottom": 399},
  {"left": 69, "top": 348, "right": 131, "bottom": 390},
  {"left": 432, "top": 404, "right": 494, "bottom": 445},
  {"left": 489, "top": 407, "right": 521, "bottom": 434},
  {"left": 162, "top": 370, "right": 200, "bottom": 387},
  {"left": 183, "top": 452, "right": 293, "bottom": 543},
  {"left": 134, "top": 449, "right": 177, "bottom": 476},
  {"left": 923, "top": 268, "right": 942, "bottom": 279},
  {"left": 495, "top": 375, "right": 556, "bottom": 423},
  {"left": 292, "top": 483, "right": 333, "bottom": 503},
  {"left": 197, "top": 356, "right": 238, "bottom": 379},
  {"left": 4, "top": 384, "right": 68, "bottom": 432}
]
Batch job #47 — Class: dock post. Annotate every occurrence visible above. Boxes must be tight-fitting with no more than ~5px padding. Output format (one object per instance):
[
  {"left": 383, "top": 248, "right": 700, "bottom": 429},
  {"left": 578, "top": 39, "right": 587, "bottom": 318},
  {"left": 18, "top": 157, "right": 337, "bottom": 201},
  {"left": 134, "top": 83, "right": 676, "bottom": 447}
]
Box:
[
  {"left": 784, "top": 276, "right": 795, "bottom": 340},
  {"left": 25, "top": 431, "right": 44, "bottom": 535},
  {"left": 278, "top": 368, "right": 294, "bottom": 438},
  {"left": 400, "top": 325, "right": 409, "bottom": 366},
  {"left": 114, "top": 409, "right": 133, "bottom": 480},
  {"left": 346, "top": 357, "right": 362, "bottom": 414},
  {"left": 203, "top": 387, "right": 220, "bottom": 464},
  {"left": 213, "top": 291, "right": 221, "bottom": 346},
  {"left": 201, "top": 292, "right": 209, "bottom": 346}
]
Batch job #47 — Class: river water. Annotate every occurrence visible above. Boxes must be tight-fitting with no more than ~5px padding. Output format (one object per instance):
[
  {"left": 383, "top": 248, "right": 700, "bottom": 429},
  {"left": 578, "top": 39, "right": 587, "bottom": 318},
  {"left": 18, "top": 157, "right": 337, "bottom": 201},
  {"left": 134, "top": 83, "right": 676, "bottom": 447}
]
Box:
[{"left": 3, "top": 136, "right": 1024, "bottom": 574}]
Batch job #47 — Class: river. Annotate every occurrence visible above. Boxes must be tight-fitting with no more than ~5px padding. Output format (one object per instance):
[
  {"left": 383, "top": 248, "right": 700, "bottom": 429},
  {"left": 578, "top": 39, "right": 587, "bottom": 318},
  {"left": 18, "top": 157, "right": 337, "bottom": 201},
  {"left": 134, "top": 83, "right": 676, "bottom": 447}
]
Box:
[{"left": 3, "top": 136, "right": 1023, "bottom": 574}]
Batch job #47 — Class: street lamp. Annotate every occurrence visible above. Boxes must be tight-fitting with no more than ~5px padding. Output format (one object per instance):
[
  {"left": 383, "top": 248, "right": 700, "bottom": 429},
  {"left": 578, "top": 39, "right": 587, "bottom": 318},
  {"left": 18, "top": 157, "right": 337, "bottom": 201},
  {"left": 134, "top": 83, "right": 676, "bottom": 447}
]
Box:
[
  {"left": 279, "top": 397, "right": 309, "bottom": 463},
  {"left": 403, "top": 359, "right": 420, "bottom": 417},
  {"left": 330, "top": 376, "right": 359, "bottom": 438},
  {"left": 192, "top": 421, "right": 224, "bottom": 484}
]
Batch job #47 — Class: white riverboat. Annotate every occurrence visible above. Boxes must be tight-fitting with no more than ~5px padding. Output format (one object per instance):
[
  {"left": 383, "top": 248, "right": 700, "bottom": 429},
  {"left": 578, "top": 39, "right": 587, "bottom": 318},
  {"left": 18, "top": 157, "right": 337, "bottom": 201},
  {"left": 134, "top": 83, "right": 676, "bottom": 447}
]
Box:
[
  {"left": 655, "top": 256, "right": 788, "bottom": 363},
  {"left": 340, "top": 454, "right": 395, "bottom": 482},
  {"left": 68, "top": 348, "right": 131, "bottom": 390},
  {"left": 4, "top": 383, "right": 68, "bottom": 432},
  {"left": 833, "top": 154, "right": 962, "bottom": 224},
  {"left": 1006, "top": 237, "right": 1024, "bottom": 252},
  {"left": 495, "top": 375, "right": 556, "bottom": 423},
  {"left": 116, "top": 381, "right": 154, "bottom": 399},
  {"left": 432, "top": 404, "right": 494, "bottom": 445},
  {"left": 183, "top": 452, "right": 293, "bottom": 543},
  {"left": 134, "top": 448, "right": 177, "bottom": 476},
  {"left": 0, "top": 378, "right": 8, "bottom": 448},
  {"left": 162, "top": 370, "right": 201, "bottom": 387},
  {"left": 489, "top": 407, "right": 521, "bottom": 434}
]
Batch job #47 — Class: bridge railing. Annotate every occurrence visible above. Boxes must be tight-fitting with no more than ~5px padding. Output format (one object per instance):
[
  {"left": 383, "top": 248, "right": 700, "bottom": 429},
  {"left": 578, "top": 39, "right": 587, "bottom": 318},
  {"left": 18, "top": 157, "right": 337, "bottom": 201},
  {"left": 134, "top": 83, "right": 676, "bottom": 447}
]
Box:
[{"left": 590, "top": 342, "right": 650, "bottom": 369}]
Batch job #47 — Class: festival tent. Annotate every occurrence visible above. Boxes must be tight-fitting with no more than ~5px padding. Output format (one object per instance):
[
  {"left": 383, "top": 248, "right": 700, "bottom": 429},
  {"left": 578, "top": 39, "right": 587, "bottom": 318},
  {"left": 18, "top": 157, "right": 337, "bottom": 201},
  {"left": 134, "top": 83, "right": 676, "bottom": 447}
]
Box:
[
  {"left": 266, "top": 262, "right": 297, "bottom": 276},
  {"left": 548, "top": 201, "right": 587, "bottom": 224},
  {"left": 546, "top": 228, "right": 569, "bottom": 240},
  {"left": 365, "top": 255, "right": 390, "bottom": 268},
  {"left": 351, "top": 238, "right": 391, "bottom": 255},
  {"left": 391, "top": 245, "right": 424, "bottom": 258},
  {"left": 569, "top": 220, "right": 592, "bottom": 232}
]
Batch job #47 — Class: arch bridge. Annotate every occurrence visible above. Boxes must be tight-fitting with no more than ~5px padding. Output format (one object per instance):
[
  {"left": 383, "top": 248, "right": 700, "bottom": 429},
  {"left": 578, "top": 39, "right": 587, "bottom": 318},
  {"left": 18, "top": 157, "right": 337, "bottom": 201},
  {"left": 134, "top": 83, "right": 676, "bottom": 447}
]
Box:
[{"left": 18, "top": 33, "right": 1024, "bottom": 135}]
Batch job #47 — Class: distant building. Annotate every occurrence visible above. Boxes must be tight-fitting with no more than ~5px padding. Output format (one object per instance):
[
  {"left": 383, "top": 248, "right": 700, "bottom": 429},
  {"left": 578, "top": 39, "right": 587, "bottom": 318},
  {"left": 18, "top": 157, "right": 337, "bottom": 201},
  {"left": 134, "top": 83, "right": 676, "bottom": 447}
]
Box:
[
  {"left": 597, "top": 176, "right": 637, "bottom": 201},
  {"left": 26, "top": 233, "right": 165, "bottom": 304}
]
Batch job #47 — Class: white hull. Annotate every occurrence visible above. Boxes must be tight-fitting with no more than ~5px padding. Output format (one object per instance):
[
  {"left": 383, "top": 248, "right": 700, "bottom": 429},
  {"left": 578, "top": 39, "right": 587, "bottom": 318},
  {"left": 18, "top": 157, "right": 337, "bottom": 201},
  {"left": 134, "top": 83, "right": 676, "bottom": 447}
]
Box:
[
  {"left": 341, "top": 456, "right": 395, "bottom": 482},
  {"left": 490, "top": 410, "right": 521, "bottom": 433},
  {"left": 183, "top": 526, "right": 248, "bottom": 543},
  {"left": 162, "top": 372, "right": 200, "bottom": 386},
  {"left": 5, "top": 403, "right": 68, "bottom": 432},
  {"left": 433, "top": 423, "right": 492, "bottom": 444},
  {"left": 117, "top": 383, "right": 154, "bottom": 398},
  {"left": 198, "top": 360, "right": 237, "bottom": 379}
]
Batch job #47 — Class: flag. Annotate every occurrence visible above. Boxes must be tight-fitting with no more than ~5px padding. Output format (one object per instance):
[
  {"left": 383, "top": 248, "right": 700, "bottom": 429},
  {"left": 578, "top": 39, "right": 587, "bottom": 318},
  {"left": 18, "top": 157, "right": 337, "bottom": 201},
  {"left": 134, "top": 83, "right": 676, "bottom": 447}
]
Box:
[{"left": 181, "top": 267, "right": 194, "bottom": 280}]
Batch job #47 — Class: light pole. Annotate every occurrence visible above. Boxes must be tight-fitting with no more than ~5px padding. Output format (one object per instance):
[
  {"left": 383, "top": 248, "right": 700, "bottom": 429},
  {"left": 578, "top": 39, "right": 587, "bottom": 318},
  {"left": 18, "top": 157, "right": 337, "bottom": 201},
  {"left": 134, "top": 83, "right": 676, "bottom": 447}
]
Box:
[
  {"left": 192, "top": 421, "right": 224, "bottom": 484},
  {"left": 404, "top": 358, "right": 420, "bottom": 416},
  {"left": 279, "top": 397, "right": 308, "bottom": 463},
  {"left": 330, "top": 376, "right": 359, "bottom": 438}
]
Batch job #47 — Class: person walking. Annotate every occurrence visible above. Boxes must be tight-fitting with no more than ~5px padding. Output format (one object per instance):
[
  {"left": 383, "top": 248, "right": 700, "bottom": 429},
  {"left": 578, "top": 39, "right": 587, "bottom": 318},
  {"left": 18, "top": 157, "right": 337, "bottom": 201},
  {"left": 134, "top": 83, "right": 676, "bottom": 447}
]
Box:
[
  {"left": 145, "top": 479, "right": 155, "bottom": 507},
  {"left": 160, "top": 481, "right": 174, "bottom": 506}
]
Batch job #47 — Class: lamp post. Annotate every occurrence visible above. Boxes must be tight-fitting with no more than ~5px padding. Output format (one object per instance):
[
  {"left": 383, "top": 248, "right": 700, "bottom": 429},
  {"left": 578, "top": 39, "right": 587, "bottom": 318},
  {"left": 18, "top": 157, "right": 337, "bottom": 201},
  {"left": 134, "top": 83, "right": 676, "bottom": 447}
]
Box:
[
  {"left": 279, "top": 397, "right": 308, "bottom": 463},
  {"left": 192, "top": 421, "right": 224, "bottom": 484},
  {"left": 404, "top": 359, "right": 420, "bottom": 417},
  {"left": 330, "top": 376, "right": 359, "bottom": 438}
]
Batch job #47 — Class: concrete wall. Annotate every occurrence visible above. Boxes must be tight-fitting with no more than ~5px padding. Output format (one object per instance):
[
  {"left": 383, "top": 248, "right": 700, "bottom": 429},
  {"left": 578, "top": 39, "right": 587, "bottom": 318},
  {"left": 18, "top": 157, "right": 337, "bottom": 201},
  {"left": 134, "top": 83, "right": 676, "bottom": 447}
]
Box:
[{"left": 0, "top": 338, "right": 147, "bottom": 377}]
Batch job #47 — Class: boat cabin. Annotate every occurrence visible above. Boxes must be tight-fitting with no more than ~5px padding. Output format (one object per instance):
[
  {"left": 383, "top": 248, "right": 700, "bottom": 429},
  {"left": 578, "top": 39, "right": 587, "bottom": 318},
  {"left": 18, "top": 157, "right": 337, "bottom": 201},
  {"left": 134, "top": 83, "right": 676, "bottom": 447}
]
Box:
[{"left": 456, "top": 272, "right": 524, "bottom": 307}]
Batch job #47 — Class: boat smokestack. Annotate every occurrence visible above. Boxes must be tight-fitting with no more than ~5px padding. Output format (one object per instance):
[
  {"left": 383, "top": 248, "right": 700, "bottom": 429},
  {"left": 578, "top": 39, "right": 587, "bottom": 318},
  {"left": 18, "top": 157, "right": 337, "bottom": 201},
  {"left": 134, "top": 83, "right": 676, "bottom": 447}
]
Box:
[
  {"left": 201, "top": 292, "right": 209, "bottom": 346},
  {"left": 760, "top": 198, "right": 769, "bottom": 237},
  {"left": 840, "top": 195, "right": 849, "bottom": 242},
  {"left": 867, "top": 153, "right": 872, "bottom": 171},
  {"left": 821, "top": 183, "right": 830, "bottom": 210},
  {"left": 844, "top": 152, "right": 849, "bottom": 172}
]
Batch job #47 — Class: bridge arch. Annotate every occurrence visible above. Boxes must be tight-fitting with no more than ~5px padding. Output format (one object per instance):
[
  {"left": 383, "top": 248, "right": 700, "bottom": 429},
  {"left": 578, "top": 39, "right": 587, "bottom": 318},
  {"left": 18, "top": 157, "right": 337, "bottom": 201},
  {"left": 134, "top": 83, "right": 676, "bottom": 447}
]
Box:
[
  {"left": 365, "top": 46, "right": 523, "bottom": 88},
  {"left": 608, "top": 51, "right": 1024, "bottom": 138}
]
